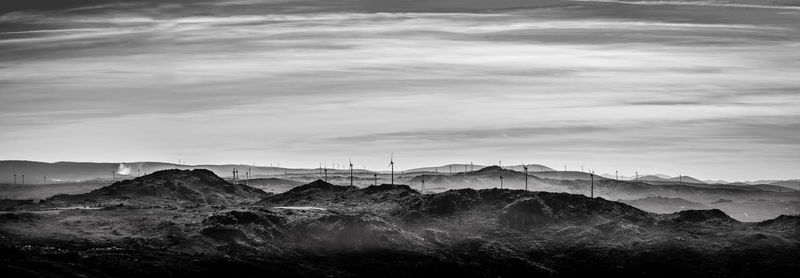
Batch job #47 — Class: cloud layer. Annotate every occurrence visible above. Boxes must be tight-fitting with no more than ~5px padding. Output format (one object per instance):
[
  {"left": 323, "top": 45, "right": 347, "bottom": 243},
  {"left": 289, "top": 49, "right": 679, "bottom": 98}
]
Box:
[{"left": 1, "top": 1, "right": 798, "bottom": 180}]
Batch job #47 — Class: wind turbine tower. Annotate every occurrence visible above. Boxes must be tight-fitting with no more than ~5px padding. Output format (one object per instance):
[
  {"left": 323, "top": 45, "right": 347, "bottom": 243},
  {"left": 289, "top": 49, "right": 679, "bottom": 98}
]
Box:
[
  {"left": 388, "top": 153, "right": 395, "bottom": 185},
  {"left": 349, "top": 158, "right": 354, "bottom": 186},
  {"left": 13, "top": 171, "right": 16, "bottom": 185},
  {"left": 246, "top": 168, "right": 251, "bottom": 186},
  {"left": 374, "top": 173, "right": 377, "bottom": 186},
  {"left": 590, "top": 171, "right": 595, "bottom": 198},
  {"left": 499, "top": 161, "right": 503, "bottom": 189},
  {"left": 522, "top": 163, "right": 528, "bottom": 191}
]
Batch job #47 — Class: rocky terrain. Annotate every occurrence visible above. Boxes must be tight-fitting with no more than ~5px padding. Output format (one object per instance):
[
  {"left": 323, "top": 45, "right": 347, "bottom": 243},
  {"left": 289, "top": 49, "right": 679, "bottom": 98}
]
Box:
[
  {"left": 0, "top": 169, "right": 797, "bottom": 277},
  {"left": 45, "top": 169, "right": 270, "bottom": 206}
]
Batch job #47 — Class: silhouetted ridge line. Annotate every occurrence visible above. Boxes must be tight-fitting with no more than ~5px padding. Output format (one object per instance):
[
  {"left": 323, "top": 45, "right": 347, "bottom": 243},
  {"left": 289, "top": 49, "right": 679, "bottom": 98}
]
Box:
[
  {"left": 285, "top": 179, "right": 355, "bottom": 193},
  {"left": 666, "top": 209, "right": 738, "bottom": 224}
]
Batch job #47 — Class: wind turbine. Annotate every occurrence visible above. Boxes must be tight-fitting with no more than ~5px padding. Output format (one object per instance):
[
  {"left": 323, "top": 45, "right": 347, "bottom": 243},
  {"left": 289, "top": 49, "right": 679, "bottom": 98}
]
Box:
[
  {"left": 522, "top": 162, "right": 528, "bottom": 191},
  {"left": 13, "top": 171, "right": 16, "bottom": 185},
  {"left": 388, "top": 153, "right": 394, "bottom": 185},
  {"left": 374, "top": 173, "right": 378, "bottom": 186},
  {"left": 349, "top": 158, "right": 354, "bottom": 186},
  {"left": 499, "top": 161, "right": 503, "bottom": 189},
  {"left": 590, "top": 170, "right": 595, "bottom": 198},
  {"left": 324, "top": 162, "right": 328, "bottom": 182}
]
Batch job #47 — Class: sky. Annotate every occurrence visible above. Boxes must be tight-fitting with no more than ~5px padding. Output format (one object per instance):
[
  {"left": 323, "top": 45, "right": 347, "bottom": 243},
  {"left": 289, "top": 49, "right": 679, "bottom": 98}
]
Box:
[{"left": 1, "top": 0, "right": 799, "bottom": 181}]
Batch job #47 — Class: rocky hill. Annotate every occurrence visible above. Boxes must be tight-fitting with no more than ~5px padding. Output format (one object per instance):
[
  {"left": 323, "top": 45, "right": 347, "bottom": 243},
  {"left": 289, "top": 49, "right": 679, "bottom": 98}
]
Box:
[
  {"left": 260, "top": 180, "right": 419, "bottom": 213},
  {"left": 47, "top": 169, "right": 269, "bottom": 206}
]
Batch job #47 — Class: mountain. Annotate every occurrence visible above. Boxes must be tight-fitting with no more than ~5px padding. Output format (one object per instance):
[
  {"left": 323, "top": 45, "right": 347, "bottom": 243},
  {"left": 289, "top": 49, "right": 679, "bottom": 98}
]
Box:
[
  {"left": 769, "top": 180, "right": 800, "bottom": 190},
  {"left": 397, "top": 164, "right": 554, "bottom": 174},
  {"left": 502, "top": 164, "right": 555, "bottom": 172},
  {"left": 529, "top": 170, "right": 608, "bottom": 181},
  {"left": 639, "top": 175, "right": 705, "bottom": 184},
  {"left": 728, "top": 183, "right": 796, "bottom": 192},
  {"left": 404, "top": 164, "right": 487, "bottom": 173},
  {"left": 260, "top": 179, "right": 419, "bottom": 213},
  {"left": 398, "top": 188, "right": 653, "bottom": 227},
  {"left": 46, "top": 169, "right": 269, "bottom": 206},
  {"left": 639, "top": 175, "right": 669, "bottom": 182},
  {"left": 406, "top": 166, "right": 553, "bottom": 192},
  {"left": 662, "top": 209, "right": 739, "bottom": 225}
]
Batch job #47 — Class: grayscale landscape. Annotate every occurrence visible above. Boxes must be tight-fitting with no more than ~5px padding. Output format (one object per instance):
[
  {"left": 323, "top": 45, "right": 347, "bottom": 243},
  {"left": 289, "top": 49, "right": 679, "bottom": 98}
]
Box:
[{"left": 1, "top": 0, "right": 799, "bottom": 277}]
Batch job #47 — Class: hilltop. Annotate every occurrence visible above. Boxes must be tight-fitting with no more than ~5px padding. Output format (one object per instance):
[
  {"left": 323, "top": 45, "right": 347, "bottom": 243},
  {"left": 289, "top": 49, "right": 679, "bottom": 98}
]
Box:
[
  {"left": 46, "top": 169, "right": 269, "bottom": 206},
  {"left": 261, "top": 180, "right": 418, "bottom": 213}
]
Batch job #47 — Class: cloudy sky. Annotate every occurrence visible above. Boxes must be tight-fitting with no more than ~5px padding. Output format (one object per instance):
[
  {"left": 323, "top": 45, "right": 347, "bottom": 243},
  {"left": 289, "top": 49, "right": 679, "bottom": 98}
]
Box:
[{"left": 1, "top": 0, "right": 799, "bottom": 181}]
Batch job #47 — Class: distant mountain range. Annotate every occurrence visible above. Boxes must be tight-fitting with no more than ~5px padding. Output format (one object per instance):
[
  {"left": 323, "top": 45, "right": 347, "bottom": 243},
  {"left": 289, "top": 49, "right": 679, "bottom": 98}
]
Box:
[
  {"left": 638, "top": 175, "right": 706, "bottom": 184},
  {"left": 404, "top": 164, "right": 555, "bottom": 173},
  {"left": 0, "top": 160, "right": 366, "bottom": 184},
  {"left": 1, "top": 161, "right": 797, "bottom": 190}
]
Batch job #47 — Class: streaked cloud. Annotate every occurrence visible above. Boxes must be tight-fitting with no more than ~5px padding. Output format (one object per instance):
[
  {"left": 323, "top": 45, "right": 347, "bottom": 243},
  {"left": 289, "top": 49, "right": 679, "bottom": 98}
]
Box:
[{"left": 0, "top": 2, "right": 798, "bottom": 180}]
